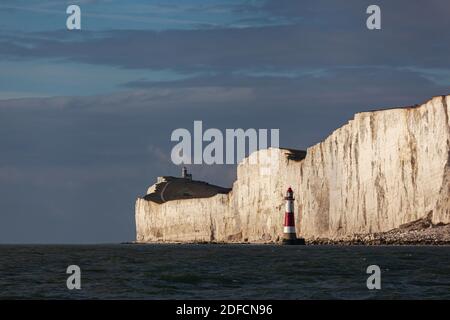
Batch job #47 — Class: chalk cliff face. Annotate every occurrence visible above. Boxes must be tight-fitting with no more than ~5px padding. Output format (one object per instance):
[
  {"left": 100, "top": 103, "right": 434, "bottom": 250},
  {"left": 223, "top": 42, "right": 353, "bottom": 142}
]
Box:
[{"left": 135, "top": 95, "right": 450, "bottom": 243}]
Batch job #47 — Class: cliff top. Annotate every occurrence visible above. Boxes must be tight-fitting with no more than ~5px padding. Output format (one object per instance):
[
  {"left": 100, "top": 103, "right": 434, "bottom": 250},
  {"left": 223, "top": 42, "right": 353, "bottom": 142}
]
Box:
[
  {"left": 144, "top": 177, "right": 231, "bottom": 204},
  {"left": 357, "top": 94, "right": 448, "bottom": 115}
]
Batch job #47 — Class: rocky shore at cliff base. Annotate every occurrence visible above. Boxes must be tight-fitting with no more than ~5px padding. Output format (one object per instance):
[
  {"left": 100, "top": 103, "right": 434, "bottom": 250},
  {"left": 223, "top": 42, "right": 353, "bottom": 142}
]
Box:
[
  {"left": 129, "top": 213, "right": 450, "bottom": 245},
  {"left": 309, "top": 213, "right": 450, "bottom": 245}
]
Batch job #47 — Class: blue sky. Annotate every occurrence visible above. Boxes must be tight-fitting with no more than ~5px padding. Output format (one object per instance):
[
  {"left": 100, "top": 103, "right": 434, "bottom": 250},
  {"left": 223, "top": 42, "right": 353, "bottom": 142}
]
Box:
[
  {"left": 0, "top": 0, "right": 272, "bottom": 31},
  {"left": 0, "top": 0, "right": 449, "bottom": 243},
  {"left": 0, "top": 0, "right": 290, "bottom": 98},
  {"left": 1, "top": 0, "right": 447, "bottom": 99}
]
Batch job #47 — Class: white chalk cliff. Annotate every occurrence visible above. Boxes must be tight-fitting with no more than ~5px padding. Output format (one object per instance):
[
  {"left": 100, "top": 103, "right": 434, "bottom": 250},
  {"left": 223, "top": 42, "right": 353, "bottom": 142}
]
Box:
[{"left": 135, "top": 95, "right": 450, "bottom": 243}]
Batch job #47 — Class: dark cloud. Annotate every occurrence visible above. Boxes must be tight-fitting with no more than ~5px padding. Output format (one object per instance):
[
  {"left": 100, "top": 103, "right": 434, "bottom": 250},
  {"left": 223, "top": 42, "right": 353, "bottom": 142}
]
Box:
[{"left": 0, "top": 0, "right": 449, "bottom": 72}]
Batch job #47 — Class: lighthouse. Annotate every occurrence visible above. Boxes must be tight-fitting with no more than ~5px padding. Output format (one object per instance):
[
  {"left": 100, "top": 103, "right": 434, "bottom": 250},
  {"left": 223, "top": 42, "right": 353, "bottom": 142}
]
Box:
[{"left": 282, "top": 187, "right": 305, "bottom": 245}]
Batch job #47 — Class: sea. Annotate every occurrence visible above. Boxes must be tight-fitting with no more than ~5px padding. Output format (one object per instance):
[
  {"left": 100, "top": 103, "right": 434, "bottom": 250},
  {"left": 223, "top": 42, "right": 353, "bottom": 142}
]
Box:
[{"left": 0, "top": 244, "right": 449, "bottom": 299}]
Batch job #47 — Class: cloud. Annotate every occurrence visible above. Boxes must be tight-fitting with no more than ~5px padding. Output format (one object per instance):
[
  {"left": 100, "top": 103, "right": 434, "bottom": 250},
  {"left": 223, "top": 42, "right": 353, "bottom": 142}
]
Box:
[{"left": 0, "top": 0, "right": 449, "bottom": 72}]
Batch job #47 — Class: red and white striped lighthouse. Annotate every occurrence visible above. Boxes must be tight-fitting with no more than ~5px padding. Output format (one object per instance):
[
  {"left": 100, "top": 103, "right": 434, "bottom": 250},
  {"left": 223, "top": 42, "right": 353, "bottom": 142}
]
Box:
[{"left": 283, "top": 187, "right": 297, "bottom": 244}]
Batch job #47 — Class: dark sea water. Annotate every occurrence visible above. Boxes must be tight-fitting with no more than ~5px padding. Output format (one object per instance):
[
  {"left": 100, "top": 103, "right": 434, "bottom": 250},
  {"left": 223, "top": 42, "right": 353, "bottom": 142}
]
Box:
[{"left": 0, "top": 244, "right": 449, "bottom": 299}]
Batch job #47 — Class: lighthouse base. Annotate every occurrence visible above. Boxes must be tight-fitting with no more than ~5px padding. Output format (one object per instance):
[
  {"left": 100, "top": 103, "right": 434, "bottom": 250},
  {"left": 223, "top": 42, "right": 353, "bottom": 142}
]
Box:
[{"left": 282, "top": 237, "right": 306, "bottom": 245}]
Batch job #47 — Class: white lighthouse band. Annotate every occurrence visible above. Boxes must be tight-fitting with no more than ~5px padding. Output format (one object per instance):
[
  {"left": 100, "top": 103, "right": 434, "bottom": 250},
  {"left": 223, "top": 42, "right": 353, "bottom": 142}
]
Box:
[
  {"left": 285, "top": 201, "right": 294, "bottom": 213},
  {"left": 283, "top": 226, "right": 296, "bottom": 233}
]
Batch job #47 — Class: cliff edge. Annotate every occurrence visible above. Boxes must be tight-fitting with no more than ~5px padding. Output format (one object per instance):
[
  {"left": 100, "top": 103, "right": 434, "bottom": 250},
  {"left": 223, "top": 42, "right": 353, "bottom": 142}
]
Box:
[{"left": 135, "top": 95, "right": 450, "bottom": 243}]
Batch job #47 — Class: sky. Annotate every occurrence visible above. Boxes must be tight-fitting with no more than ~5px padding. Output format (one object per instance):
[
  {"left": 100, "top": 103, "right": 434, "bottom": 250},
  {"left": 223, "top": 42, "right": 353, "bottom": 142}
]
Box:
[{"left": 0, "top": 0, "right": 449, "bottom": 243}]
